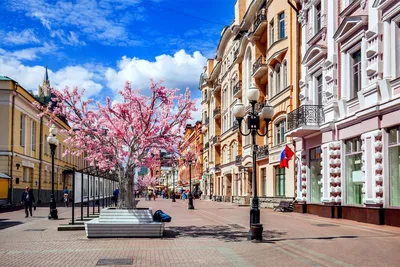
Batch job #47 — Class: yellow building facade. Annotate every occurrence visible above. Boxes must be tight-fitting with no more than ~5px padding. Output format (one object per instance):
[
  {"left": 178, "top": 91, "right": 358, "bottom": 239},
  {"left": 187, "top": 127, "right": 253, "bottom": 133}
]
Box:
[
  {"left": 0, "top": 74, "right": 85, "bottom": 206},
  {"left": 200, "top": 0, "right": 300, "bottom": 206}
]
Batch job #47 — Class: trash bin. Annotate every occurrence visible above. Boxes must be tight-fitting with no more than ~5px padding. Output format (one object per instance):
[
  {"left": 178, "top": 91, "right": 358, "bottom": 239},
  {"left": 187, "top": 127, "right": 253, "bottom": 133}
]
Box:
[{"left": 250, "top": 223, "right": 263, "bottom": 241}]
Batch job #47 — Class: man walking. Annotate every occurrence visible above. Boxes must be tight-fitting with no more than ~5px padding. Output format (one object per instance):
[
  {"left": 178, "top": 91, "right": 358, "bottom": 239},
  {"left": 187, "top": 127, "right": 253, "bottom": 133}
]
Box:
[
  {"left": 21, "top": 187, "right": 35, "bottom": 218},
  {"left": 113, "top": 187, "right": 119, "bottom": 206}
]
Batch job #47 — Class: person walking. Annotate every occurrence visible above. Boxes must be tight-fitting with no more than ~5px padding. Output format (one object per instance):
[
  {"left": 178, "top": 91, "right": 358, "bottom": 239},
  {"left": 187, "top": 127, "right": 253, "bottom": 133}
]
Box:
[
  {"left": 21, "top": 187, "right": 35, "bottom": 218},
  {"left": 113, "top": 187, "right": 119, "bottom": 206},
  {"left": 63, "top": 186, "right": 70, "bottom": 207}
]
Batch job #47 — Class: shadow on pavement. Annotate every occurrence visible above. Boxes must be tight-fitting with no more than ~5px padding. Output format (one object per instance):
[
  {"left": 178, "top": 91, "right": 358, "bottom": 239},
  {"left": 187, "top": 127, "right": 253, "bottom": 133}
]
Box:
[
  {"left": 164, "top": 225, "right": 286, "bottom": 242},
  {"left": 263, "top": 235, "right": 359, "bottom": 243},
  {"left": 0, "top": 219, "right": 23, "bottom": 230}
]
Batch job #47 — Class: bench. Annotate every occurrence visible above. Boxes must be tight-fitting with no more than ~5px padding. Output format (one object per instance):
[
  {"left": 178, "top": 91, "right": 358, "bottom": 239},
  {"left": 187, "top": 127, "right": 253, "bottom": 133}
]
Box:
[
  {"left": 85, "top": 207, "right": 164, "bottom": 238},
  {"left": 273, "top": 200, "right": 295, "bottom": 212}
]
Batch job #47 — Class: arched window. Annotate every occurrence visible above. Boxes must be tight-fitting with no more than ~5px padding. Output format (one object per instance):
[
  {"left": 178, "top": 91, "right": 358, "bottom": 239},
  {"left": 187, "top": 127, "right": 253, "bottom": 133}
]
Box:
[
  {"left": 275, "top": 63, "right": 281, "bottom": 92},
  {"left": 231, "top": 142, "right": 237, "bottom": 160},
  {"left": 283, "top": 60, "right": 287, "bottom": 89},
  {"left": 269, "top": 72, "right": 273, "bottom": 97},
  {"left": 244, "top": 49, "right": 252, "bottom": 106}
]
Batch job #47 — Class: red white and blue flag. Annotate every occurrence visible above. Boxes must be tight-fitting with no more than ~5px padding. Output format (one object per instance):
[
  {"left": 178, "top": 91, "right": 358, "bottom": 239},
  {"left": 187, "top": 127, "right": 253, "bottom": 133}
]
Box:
[{"left": 280, "top": 145, "right": 294, "bottom": 168}]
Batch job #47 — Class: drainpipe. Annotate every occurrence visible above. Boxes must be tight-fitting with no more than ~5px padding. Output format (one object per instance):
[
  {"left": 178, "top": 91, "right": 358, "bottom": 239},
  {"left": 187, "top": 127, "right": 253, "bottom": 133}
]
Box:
[
  {"left": 9, "top": 82, "right": 17, "bottom": 205},
  {"left": 38, "top": 117, "right": 43, "bottom": 203}
]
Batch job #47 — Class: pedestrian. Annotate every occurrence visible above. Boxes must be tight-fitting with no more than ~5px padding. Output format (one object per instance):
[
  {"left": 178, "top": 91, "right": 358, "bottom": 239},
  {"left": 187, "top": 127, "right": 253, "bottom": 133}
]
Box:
[
  {"left": 113, "top": 187, "right": 119, "bottom": 206},
  {"left": 153, "top": 190, "right": 156, "bottom": 201},
  {"left": 147, "top": 188, "right": 153, "bottom": 201},
  {"left": 161, "top": 189, "right": 165, "bottom": 199},
  {"left": 21, "top": 187, "right": 35, "bottom": 218},
  {"left": 63, "top": 186, "right": 70, "bottom": 207},
  {"left": 199, "top": 189, "right": 203, "bottom": 200},
  {"left": 180, "top": 187, "right": 184, "bottom": 199}
]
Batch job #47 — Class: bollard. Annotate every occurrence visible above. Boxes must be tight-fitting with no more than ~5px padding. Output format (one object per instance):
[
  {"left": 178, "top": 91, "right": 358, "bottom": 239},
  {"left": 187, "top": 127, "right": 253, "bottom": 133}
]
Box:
[{"left": 250, "top": 223, "right": 263, "bottom": 241}]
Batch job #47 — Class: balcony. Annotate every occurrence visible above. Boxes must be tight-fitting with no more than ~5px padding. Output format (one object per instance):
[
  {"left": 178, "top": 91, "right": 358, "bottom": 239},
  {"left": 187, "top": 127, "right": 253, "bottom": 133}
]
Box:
[
  {"left": 235, "top": 155, "right": 243, "bottom": 166},
  {"left": 253, "top": 10, "right": 267, "bottom": 38},
  {"left": 232, "top": 81, "right": 242, "bottom": 98},
  {"left": 252, "top": 55, "right": 268, "bottom": 78},
  {"left": 286, "top": 105, "right": 324, "bottom": 137},
  {"left": 213, "top": 107, "right": 221, "bottom": 119},
  {"left": 204, "top": 142, "right": 209, "bottom": 150},
  {"left": 215, "top": 164, "right": 221, "bottom": 173},
  {"left": 213, "top": 135, "right": 221, "bottom": 146},
  {"left": 256, "top": 145, "right": 269, "bottom": 160}
]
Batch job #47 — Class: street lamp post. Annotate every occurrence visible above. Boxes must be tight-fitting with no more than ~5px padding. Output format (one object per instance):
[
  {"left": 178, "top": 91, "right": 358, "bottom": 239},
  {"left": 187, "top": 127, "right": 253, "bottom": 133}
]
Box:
[
  {"left": 233, "top": 85, "right": 274, "bottom": 241},
  {"left": 47, "top": 124, "right": 59, "bottom": 220},
  {"left": 183, "top": 149, "right": 196, "bottom": 210}
]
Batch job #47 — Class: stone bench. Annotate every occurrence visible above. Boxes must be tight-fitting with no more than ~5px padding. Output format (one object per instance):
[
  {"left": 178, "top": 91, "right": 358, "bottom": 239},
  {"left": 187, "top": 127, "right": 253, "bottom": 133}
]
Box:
[{"left": 85, "top": 207, "right": 164, "bottom": 238}]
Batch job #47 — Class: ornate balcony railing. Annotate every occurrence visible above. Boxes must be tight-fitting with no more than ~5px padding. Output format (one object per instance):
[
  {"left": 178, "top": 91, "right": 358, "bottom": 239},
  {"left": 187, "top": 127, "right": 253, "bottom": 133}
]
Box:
[
  {"left": 232, "top": 120, "right": 239, "bottom": 131},
  {"left": 204, "top": 142, "right": 209, "bottom": 150},
  {"left": 253, "top": 55, "right": 266, "bottom": 75},
  {"left": 253, "top": 12, "right": 267, "bottom": 32},
  {"left": 256, "top": 145, "right": 269, "bottom": 159},
  {"left": 213, "top": 107, "right": 221, "bottom": 118},
  {"left": 287, "top": 105, "right": 324, "bottom": 132},
  {"left": 215, "top": 164, "right": 221, "bottom": 172},
  {"left": 235, "top": 155, "right": 243, "bottom": 166},
  {"left": 213, "top": 135, "right": 220, "bottom": 144},
  {"left": 233, "top": 81, "right": 242, "bottom": 96}
]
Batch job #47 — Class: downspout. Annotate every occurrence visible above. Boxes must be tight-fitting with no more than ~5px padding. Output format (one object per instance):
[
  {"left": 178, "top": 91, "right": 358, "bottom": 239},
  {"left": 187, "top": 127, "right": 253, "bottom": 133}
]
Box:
[
  {"left": 9, "top": 82, "right": 17, "bottom": 205},
  {"left": 38, "top": 117, "right": 43, "bottom": 203}
]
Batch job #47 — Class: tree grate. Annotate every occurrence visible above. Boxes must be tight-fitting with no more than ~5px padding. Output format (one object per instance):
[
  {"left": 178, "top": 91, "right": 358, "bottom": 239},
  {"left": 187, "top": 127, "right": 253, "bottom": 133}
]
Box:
[
  {"left": 96, "top": 258, "right": 133, "bottom": 265},
  {"left": 228, "top": 224, "right": 245, "bottom": 229},
  {"left": 313, "top": 224, "right": 340, "bottom": 227},
  {"left": 24, "top": 229, "right": 46, "bottom": 231}
]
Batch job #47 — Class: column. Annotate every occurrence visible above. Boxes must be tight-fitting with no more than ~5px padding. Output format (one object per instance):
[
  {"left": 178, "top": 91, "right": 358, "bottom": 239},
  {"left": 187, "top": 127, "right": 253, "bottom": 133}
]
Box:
[{"left": 383, "top": 20, "right": 392, "bottom": 79}]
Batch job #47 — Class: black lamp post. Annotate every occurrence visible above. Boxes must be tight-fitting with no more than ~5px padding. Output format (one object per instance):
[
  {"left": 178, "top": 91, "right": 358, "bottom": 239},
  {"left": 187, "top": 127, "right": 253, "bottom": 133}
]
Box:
[
  {"left": 183, "top": 149, "right": 196, "bottom": 210},
  {"left": 233, "top": 85, "right": 274, "bottom": 241},
  {"left": 47, "top": 124, "right": 59, "bottom": 220}
]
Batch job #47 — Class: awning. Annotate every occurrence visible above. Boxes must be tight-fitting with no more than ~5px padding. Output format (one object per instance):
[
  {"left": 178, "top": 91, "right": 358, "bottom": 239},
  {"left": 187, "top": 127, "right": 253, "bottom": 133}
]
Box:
[{"left": 0, "top": 173, "right": 11, "bottom": 179}]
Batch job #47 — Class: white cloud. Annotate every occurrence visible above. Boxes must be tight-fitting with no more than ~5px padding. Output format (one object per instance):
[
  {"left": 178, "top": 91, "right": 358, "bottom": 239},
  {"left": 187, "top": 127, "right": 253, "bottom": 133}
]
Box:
[
  {"left": 0, "top": 57, "right": 102, "bottom": 97},
  {"left": 0, "top": 43, "right": 57, "bottom": 61},
  {"left": 7, "top": 0, "right": 147, "bottom": 46},
  {"left": 50, "top": 30, "right": 86, "bottom": 46},
  {"left": 105, "top": 49, "right": 206, "bottom": 93},
  {"left": 3, "top": 29, "right": 40, "bottom": 45}
]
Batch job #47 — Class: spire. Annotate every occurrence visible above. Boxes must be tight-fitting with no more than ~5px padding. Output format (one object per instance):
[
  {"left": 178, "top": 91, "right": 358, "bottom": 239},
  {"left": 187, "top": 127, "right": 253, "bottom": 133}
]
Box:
[{"left": 44, "top": 65, "right": 49, "bottom": 82}]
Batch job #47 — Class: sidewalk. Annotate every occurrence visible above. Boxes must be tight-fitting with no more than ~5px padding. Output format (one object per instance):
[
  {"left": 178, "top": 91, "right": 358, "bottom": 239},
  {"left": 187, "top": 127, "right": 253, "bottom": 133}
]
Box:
[{"left": 0, "top": 198, "right": 399, "bottom": 266}]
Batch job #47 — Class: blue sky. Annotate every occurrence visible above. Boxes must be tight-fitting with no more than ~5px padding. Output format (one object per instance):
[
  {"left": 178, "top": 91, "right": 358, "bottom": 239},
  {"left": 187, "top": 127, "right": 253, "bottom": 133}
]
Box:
[{"left": 0, "top": 0, "right": 235, "bottom": 120}]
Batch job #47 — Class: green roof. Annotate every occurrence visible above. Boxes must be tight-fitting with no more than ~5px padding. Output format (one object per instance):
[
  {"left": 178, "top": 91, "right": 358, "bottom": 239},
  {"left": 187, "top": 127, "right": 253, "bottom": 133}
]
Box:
[{"left": 0, "top": 76, "right": 13, "bottom": 81}]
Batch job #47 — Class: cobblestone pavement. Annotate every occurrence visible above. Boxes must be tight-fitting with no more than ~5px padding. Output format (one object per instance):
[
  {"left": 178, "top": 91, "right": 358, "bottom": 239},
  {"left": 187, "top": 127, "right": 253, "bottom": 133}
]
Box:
[{"left": 0, "top": 198, "right": 399, "bottom": 267}]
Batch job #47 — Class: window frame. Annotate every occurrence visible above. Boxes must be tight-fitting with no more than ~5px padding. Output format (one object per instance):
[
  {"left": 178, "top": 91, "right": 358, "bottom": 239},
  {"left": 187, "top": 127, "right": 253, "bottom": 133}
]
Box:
[
  {"left": 315, "top": 2, "right": 322, "bottom": 33},
  {"left": 31, "top": 120, "right": 36, "bottom": 151},
  {"left": 269, "top": 19, "right": 275, "bottom": 44},
  {"left": 351, "top": 50, "right": 362, "bottom": 99},
  {"left": 275, "top": 120, "right": 286, "bottom": 145},
  {"left": 275, "top": 166, "right": 286, "bottom": 197},
  {"left": 278, "top": 12, "right": 285, "bottom": 39},
  {"left": 20, "top": 114, "right": 26, "bottom": 147},
  {"left": 316, "top": 74, "right": 323, "bottom": 106}
]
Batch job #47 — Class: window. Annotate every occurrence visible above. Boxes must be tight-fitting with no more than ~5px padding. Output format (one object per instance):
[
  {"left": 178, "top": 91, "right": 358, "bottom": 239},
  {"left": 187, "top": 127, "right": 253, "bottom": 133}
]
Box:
[
  {"left": 44, "top": 135, "right": 48, "bottom": 155},
  {"left": 352, "top": 50, "right": 362, "bottom": 98},
  {"left": 31, "top": 121, "right": 36, "bottom": 151},
  {"left": 275, "top": 120, "right": 286, "bottom": 145},
  {"left": 23, "top": 167, "right": 31, "bottom": 182},
  {"left": 315, "top": 3, "right": 321, "bottom": 33},
  {"left": 269, "top": 73, "right": 273, "bottom": 97},
  {"left": 269, "top": 20, "right": 274, "bottom": 44},
  {"left": 20, "top": 114, "right": 25, "bottom": 147},
  {"left": 44, "top": 170, "right": 47, "bottom": 183},
  {"left": 279, "top": 12, "right": 285, "bottom": 39},
  {"left": 389, "top": 127, "right": 400, "bottom": 206},
  {"left": 283, "top": 61, "right": 287, "bottom": 89},
  {"left": 276, "top": 64, "right": 281, "bottom": 92},
  {"left": 231, "top": 143, "right": 237, "bottom": 161},
  {"left": 261, "top": 167, "right": 267, "bottom": 196},
  {"left": 310, "top": 147, "right": 322, "bottom": 202},
  {"left": 345, "top": 137, "right": 363, "bottom": 205},
  {"left": 275, "top": 166, "right": 285, "bottom": 196},
  {"left": 317, "top": 75, "right": 323, "bottom": 105}
]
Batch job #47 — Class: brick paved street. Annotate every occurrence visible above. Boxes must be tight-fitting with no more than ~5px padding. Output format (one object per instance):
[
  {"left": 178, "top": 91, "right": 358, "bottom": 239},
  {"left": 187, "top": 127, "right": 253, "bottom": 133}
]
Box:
[{"left": 0, "top": 199, "right": 399, "bottom": 267}]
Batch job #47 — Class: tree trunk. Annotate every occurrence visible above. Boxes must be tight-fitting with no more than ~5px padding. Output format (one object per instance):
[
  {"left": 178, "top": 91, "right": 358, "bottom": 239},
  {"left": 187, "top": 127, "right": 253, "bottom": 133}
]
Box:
[{"left": 118, "top": 166, "right": 136, "bottom": 209}]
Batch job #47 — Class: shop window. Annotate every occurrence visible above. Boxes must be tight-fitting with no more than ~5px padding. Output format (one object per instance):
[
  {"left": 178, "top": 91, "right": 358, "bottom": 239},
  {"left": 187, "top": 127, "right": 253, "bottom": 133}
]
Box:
[
  {"left": 389, "top": 127, "right": 400, "bottom": 206},
  {"left": 345, "top": 137, "right": 363, "bottom": 205},
  {"left": 310, "top": 147, "right": 322, "bottom": 202},
  {"left": 275, "top": 166, "right": 285, "bottom": 196}
]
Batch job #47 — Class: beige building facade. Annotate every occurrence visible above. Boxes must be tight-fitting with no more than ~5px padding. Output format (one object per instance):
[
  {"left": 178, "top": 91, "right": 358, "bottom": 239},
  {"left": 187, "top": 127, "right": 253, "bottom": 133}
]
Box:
[{"left": 200, "top": 0, "right": 301, "bottom": 207}]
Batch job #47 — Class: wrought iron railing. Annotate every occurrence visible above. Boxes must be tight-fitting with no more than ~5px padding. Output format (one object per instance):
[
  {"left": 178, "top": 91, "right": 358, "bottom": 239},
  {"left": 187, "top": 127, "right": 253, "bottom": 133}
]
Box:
[
  {"left": 233, "top": 81, "right": 242, "bottom": 96},
  {"left": 213, "top": 107, "right": 221, "bottom": 117},
  {"left": 213, "top": 135, "right": 220, "bottom": 144},
  {"left": 232, "top": 120, "right": 239, "bottom": 130},
  {"left": 204, "top": 142, "right": 209, "bottom": 150},
  {"left": 253, "top": 55, "right": 266, "bottom": 75},
  {"left": 256, "top": 145, "right": 269, "bottom": 159},
  {"left": 235, "top": 155, "right": 243, "bottom": 166},
  {"left": 253, "top": 11, "right": 267, "bottom": 32},
  {"left": 287, "top": 105, "right": 324, "bottom": 132}
]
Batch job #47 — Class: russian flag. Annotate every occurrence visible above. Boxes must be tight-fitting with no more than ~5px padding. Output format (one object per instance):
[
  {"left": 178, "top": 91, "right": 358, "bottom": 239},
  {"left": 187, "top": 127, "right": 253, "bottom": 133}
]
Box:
[{"left": 280, "top": 145, "right": 294, "bottom": 168}]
